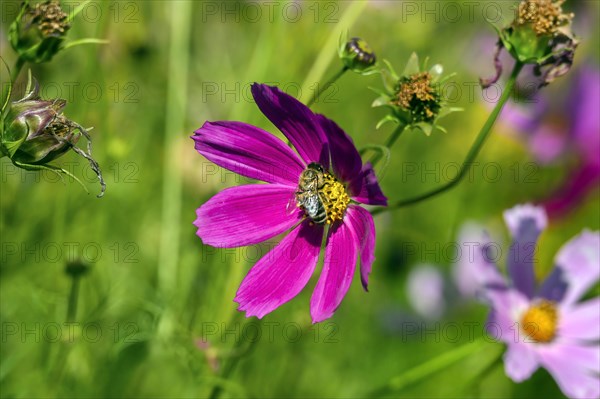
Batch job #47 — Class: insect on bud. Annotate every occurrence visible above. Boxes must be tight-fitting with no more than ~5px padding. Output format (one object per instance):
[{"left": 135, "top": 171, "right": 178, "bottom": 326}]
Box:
[
  {"left": 340, "top": 37, "right": 377, "bottom": 73},
  {"left": 338, "top": 34, "right": 379, "bottom": 75},
  {"left": 1, "top": 73, "right": 106, "bottom": 197}
]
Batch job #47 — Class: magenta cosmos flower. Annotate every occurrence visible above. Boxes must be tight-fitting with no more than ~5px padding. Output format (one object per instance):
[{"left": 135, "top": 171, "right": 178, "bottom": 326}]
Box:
[
  {"left": 468, "top": 204, "right": 599, "bottom": 399},
  {"left": 192, "top": 84, "right": 387, "bottom": 323}
]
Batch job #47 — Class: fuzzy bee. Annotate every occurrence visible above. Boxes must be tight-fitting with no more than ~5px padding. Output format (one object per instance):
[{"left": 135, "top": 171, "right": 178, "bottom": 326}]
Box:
[{"left": 294, "top": 162, "right": 328, "bottom": 224}]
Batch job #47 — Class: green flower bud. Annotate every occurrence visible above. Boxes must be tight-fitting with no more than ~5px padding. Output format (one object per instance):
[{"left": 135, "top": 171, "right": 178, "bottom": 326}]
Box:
[
  {"left": 65, "top": 259, "right": 91, "bottom": 278},
  {"left": 337, "top": 32, "right": 379, "bottom": 75},
  {"left": 371, "top": 53, "right": 461, "bottom": 136},
  {"left": 1, "top": 74, "right": 106, "bottom": 197},
  {"left": 482, "top": 0, "right": 578, "bottom": 88},
  {"left": 9, "top": 0, "right": 71, "bottom": 63},
  {"left": 339, "top": 37, "right": 377, "bottom": 73}
]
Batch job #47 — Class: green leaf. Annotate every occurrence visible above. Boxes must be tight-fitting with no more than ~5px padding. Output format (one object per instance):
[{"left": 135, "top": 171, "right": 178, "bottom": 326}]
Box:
[{"left": 402, "top": 52, "right": 420, "bottom": 76}]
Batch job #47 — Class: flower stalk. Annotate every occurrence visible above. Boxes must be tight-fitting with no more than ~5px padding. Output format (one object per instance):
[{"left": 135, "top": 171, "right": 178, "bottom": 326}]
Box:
[
  {"left": 306, "top": 66, "right": 348, "bottom": 107},
  {"left": 365, "top": 338, "right": 487, "bottom": 397},
  {"left": 368, "top": 123, "right": 406, "bottom": 166},
  {"left": 373, "top": 61, "right": 524, "bottom": 214}
]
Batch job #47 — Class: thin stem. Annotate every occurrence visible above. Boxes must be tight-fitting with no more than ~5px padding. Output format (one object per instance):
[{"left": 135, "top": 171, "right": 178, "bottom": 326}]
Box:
[
  {"left": 373, "top": 61, "right": 524, "bottom": 215},
  {"left": 208, "top": 319, "right": 262, "bottom": 399},
  {"left": 2, "top": 57, "right": 25, "bottom": 113},
  {"left": 306, "top": 66, "right": 347, "bottom": 107},
  {"left": 157, "top": 2, "right": 192, "bottom": 308},
  {"left": 298, "top": 1, "right": 368, "bottom": 104},
  {"left": 364, "top": 338, "right": 486, "bottom": 397},
  {"left": 66, "top": 276, "right": 80, "bottom": 323},
  {"left": 459, "top": 345, "right": 504, "bottom": 395},
  {"left": 369, "top": 124, "right": 405, "bottom": 166}
]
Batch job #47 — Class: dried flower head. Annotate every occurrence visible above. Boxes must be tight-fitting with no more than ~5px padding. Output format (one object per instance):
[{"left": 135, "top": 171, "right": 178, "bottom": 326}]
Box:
[
  {"left": 28, "top": 0, "right": 71, "bottom": 38},
  {"left": 481, "top": 0, "right": 578, "bottom": 88},
  {"left": 515, "top": 0, "right": 573, "bottom": 36}
]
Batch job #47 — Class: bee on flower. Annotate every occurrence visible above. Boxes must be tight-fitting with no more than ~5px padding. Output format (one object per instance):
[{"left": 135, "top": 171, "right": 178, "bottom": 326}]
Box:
[{"left": 192, "top": 84, "right": 387, "bottom": 323}]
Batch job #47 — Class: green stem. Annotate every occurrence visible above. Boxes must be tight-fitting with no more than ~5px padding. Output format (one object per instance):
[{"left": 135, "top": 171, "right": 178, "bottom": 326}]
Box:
[
  {"left": 459, "top": 345, "right": 504, "bottom": 394},
  {"left": 157, "top": 2, "right": 192, "bottom": 306},
  {"left": 365, "top": 338, "right": 486, "bottom": 397},
  {"left": 369, "top": 124, "right": 405, "bottom": 166},
  {"left": 298, "top": 1, "right": 368, "bottom": 104},
  {"left": 306, "top": 66, "right": 348, "bottom": 107},
  {"left": 2, "top": 57, "right": 25, "bottom": 113},
  {"left": 372, "top": 61, "right": 524, "bottom": 215},
  {"left": 66, "top": 276, "right": 80, "bottom": 323},
  {"left": 208, "top": 318, "right": 262, "bottom": 399}
]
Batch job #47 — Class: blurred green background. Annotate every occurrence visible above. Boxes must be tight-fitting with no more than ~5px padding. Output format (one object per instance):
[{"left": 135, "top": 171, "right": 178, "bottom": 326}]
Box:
[{"left": 1, "top": 1, "right": 598, "bottom": 398}]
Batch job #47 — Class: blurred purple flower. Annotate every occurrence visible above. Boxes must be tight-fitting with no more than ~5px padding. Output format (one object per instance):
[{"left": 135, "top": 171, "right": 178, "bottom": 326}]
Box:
[
  {"left": 406, "top": 264, "right": 446, "bottom": 320},
  {"left": 501, "top": 64, "right": 600, "bottom": 218},
  {"left": 192, "top": 84, "right": 386, "bottom": 323},
  {"left": 466, "top": 204, "right": 599, "bottom": 399}
]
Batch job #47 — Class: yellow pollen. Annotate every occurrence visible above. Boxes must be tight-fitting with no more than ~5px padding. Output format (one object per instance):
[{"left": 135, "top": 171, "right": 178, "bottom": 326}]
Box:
[
  {"left": 397, "top": 72, "right": 436, "bottom": 108},
  {"left": 521, "top": 300, "right": 559, "bottom": 343},
  {"left": 516, "top": 0, "right": 573, "bottom": 36},
  {"left": 320, "top": 173, "right": 350, "bottom": 224}
]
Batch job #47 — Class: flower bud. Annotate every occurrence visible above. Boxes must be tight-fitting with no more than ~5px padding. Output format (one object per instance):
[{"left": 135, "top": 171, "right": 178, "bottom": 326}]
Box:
[
  {"left": 9, "top": 0, "right": 71, "bottom": 63},
  {"left": 482, "top": 0, "right": 578, "bottom": 88},
  {"left": 339, "top": 37, "right": 377, "bottom": 74},
  {"left": 371, "top": 53, "right": 461, "bottom": 136},
  {"left": 65, "top": 259, "right": 91, "bottom": 278},
  {"left": 1, "top": 74, "right": 106, "bottom": 196}
]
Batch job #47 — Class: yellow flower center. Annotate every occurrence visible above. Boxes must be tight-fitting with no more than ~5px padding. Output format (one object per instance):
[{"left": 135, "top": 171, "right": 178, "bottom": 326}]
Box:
[
  {"left": 517, "top": 0, "right": 573, "bottom": 36},
  {"left": 521, "top": 300, "right": 559, "bottom": 343},
  {"left": 320, "top": 173, "right": 350, "bottom": 224}
]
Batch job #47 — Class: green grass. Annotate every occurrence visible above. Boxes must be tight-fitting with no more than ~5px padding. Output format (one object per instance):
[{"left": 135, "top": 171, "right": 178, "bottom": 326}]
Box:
[{"left": 1, "top": 1, "right": 598, "bottom": 398}]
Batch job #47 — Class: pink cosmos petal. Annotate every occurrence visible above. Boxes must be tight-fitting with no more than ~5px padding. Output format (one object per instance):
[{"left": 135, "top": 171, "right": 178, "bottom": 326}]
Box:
[
  {"left": 234, "top": 221, "right": 324, "bottom": 319},
  {"left": 538, "top": 345, "right": 600, "bottom": 399},
  {"left": 503, "top": 204, "right": 548, "bottom": 299},
  {"left": 251, "top": 84, "right": 329, "bottom": 166},
  {"left": 192, "top": 121, "right": 304, "bottom": 185},
  {"left": 485, "top": 289, "right": 529, "bottom": 343},
  {"left": 503, "top": 342, "right": 540, "bottom": 382},
  {"left": 540, "top": 341, "right": 600, "bottom": 374},
  {"left": 345, "top": 205, "right": 376, "bottom": 291},
  {"left": 314, "top": 114, "right": 362, "bottom": 183},
  {"left": 455, "top": 223, "right": 506, "bottom": 298},
  {"left": 310, "top": 221, "right": 358, "bottom": 323},
  {"left": 558, "top": 298, "right": 600, "bottom": 341},
  {"left": 194, "top": 184, "right": 302, "bottom": 248},
  {"left": 348, "top": 163, "right": 387, "bottom": 206},
  {"left": 555, "top": 230, "right": 600, "bottom": 306}
]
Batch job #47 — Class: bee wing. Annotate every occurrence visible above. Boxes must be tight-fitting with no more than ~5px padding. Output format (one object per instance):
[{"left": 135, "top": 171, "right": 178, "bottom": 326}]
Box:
[{"left": 286, "top": 190, "right": 299, "bottom": 216}]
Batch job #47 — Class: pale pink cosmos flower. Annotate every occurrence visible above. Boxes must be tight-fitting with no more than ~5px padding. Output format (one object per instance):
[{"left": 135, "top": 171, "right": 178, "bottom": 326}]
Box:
[{"left": 462, "top": 204, "right": 599, "bottom": 399}]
